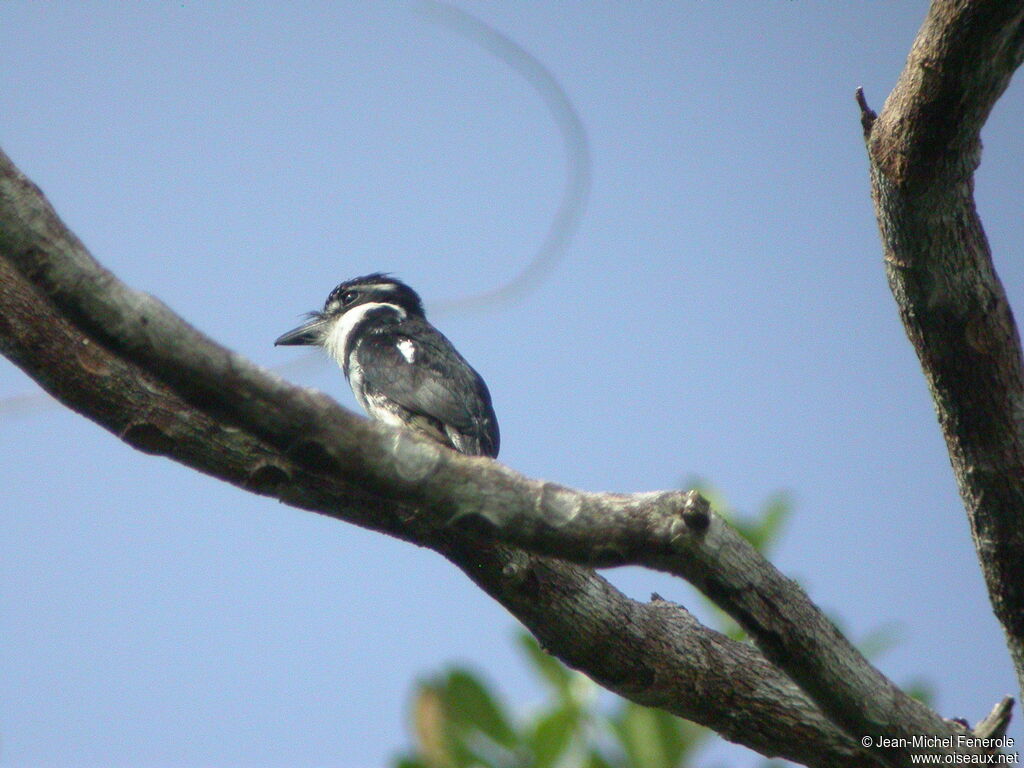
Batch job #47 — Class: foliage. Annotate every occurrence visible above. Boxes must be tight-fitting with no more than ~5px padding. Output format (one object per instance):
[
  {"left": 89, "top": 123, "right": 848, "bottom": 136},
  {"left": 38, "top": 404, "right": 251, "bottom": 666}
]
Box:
[
  {"left": 394, "top": 631, "right": 710, "bottom": 768},
  {"left": 394, "top": 489, "right": 927, "bottom": 768}
]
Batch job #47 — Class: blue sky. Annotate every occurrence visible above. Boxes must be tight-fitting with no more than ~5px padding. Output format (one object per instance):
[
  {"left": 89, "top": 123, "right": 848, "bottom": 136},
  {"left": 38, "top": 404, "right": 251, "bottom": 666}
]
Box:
[{"left": 2, "top": 3, "right": 1023, "bottom": 766}]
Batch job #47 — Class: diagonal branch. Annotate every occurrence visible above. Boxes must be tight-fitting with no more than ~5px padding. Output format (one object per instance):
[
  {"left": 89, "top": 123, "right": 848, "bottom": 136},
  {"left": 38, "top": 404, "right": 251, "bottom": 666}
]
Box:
[
  {"left": 0, "top": 146, "right": 993, "bottom": 766},
  {"left": 859, "top": 0, "right": 1024, "bottom": 697},
  {"left": 0, "top": 156, "right": 876, "bottom": 768}
]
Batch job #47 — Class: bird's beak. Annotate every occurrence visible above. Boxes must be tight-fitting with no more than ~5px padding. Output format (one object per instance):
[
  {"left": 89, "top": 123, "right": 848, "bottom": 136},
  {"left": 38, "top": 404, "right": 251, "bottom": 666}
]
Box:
[{"left": 274, "top": 314, "right": 328, "bottom": 346}]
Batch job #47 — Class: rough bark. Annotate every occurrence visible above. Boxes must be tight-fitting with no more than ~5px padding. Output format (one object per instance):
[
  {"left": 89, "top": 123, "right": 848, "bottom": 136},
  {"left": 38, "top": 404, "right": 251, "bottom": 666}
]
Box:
[
  {"left": 2, "top": 0, "right": 1022, "bottom": 763},
  {"left": 0, "top": 156, "right": 878, "bottom": 767},
  {"left": 859, "top": 0, "right": 1024, "bottom": 696},
  {"left": 0, "top": 141, "right": 996, "bottom": 765}
]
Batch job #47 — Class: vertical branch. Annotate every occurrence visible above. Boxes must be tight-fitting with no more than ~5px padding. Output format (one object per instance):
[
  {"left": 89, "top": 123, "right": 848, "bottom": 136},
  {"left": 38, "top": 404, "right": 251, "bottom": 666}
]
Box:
[{"left": 860, "top": 0, "right": 1024, "bottom": 695}]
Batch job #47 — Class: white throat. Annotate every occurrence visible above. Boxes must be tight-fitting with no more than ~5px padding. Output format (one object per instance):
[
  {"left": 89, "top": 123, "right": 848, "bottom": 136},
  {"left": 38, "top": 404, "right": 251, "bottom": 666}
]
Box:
[{"left": 323, "top": 302, "right": 406, "bottom": 367}]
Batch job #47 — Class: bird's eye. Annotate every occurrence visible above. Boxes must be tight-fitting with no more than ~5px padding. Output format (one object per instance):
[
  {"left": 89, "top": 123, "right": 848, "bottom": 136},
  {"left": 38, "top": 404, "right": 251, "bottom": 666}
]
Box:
[{"left": 341, "top": 291, "right": 358, "bottom": 306}]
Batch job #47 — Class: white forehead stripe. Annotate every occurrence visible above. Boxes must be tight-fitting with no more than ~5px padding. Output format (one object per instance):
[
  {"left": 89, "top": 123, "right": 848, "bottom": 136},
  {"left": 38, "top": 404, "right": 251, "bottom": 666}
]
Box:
[
  {"left": 323, "top": 301, "right": 406, "bottom": 364},
  {"left": 397, "top": 339, "right": 416, "bottom": 363}
]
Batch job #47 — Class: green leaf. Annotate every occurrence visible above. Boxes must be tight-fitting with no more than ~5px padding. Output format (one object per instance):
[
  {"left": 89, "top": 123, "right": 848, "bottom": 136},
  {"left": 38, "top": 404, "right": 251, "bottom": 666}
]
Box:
[
  {"left": 856, "top": 621, "right": 901, "bottom": 660},
  {"left": 673, "top": 716, "right": 711, "bottom": 762},
  {"left": 703, "top": 602, "right": 746, "bottom": 642},
  {"left": 609, "top": 702, "right": 707, "bottom": 768},
  {"left": 681, "top": 476, "right": 729, "bottom": 515},
  {"left": 647, "top": 708, "right": 685, "bottom": 768},
  {"left": 683, "top": 480, "right": 791, "bottom": 556},
  {"left": 751, "top": 491, "right": 792, "bottom": 553},
  {"left": 731, "top": 493, "right": 791, "bottom": 554},
  {"left": 612, "top": 703, "right": 683, "bottom": 768},
  {"left": 518, "top": 632, "right": 574, "bottom": 698},
  {"left": 444, "top": 736, "right": 488, "bottom": 768},
  {"left": 903, "top": 678, "right": 936, "bottom": 706},
  {"left": 585, "top": 749, "right": 618, "bottom": 768},
  {"left": 529, "top": 706, "right": 579, "bottom": 768},
  {"left": 441, "top": 668, "right": 518, "bottom": 749}
]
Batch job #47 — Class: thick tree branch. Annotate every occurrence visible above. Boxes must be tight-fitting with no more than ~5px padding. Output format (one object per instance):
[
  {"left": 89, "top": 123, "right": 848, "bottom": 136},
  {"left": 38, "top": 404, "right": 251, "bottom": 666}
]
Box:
[
  {"left": 860, "top": 0, "right": 1024, "bottom": 697},
  {"left": 1, "top": 146, "right": 995, "bottom": 765},
  {"left": 0, "top": 156, "right": 879, "bottom": 768}
]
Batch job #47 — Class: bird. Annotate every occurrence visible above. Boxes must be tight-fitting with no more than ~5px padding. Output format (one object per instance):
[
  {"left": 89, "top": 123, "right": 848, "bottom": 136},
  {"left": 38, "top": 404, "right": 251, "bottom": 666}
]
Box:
[{"left": 275, "top": 274, "right": 499, "bottom": 458}]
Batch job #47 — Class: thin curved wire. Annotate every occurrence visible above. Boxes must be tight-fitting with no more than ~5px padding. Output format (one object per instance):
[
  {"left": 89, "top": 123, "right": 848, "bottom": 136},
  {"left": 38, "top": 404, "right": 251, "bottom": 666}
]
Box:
[
  {"left": 1, "top": 2, "right": 591, "bottom": 415},
  {"left": 416, "top": 0, "right": 591, "bottom": 317}
]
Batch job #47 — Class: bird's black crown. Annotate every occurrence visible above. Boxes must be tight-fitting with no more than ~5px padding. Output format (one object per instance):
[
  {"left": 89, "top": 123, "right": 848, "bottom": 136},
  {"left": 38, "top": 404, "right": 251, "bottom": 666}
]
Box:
[{"left": 324, "top": 273, "right": 425, "bottom": 318}]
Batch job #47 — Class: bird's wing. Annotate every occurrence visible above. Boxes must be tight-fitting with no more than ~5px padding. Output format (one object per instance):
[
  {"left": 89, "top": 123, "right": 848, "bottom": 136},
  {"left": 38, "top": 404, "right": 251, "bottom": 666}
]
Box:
[{"left": 355, "top": 327, "right": 499, "bottom": 457}]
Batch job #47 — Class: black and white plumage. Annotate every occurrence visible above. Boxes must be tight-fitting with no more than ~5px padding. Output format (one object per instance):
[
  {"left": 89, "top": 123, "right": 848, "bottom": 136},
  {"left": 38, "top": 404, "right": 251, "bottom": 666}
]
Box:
[{"left": 275, "top": 274, "right": 499, "bottom": 458}]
